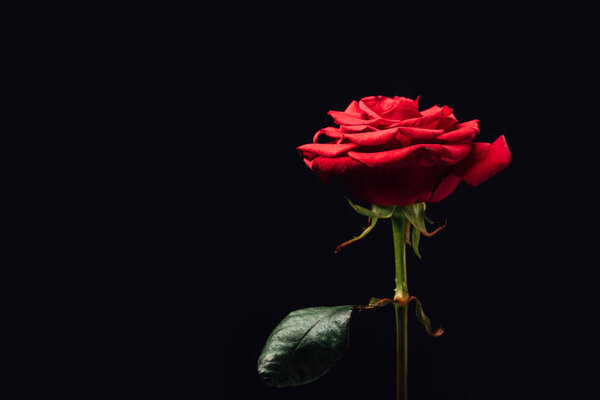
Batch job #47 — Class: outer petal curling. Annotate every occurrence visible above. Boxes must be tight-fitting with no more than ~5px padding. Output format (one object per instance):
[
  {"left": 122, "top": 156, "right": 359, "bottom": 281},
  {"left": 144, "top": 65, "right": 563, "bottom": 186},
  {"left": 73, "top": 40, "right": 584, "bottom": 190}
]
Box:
[
  {"left": 428, "top": 175, "right": 462, "bottom": 202},
  {"left": 436, "top": 120, "right": 480, "bottom": 142},
  {"left": 328, "top": 110, "right": 380, "bottom": 126},
  {"left": 313, "top": 127, "right": 342, "bottom": 143},
  {"left": 297, "top": 142, "right": 359, "bottom": 160},
  {"left": 453, "top": 135, "right": 511, "bottom": 186}
]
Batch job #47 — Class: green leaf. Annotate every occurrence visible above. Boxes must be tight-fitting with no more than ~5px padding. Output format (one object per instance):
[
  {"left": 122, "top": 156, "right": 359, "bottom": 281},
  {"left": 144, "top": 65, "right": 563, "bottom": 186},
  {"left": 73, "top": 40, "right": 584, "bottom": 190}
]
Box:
[
  {"left": 257, "top": 305, "right": 355, "bottom": 388},
  {"left": 410, "top": 296, "right": 444, "bottom": 338},
  {"left": 345, "top": 197, "right": 395, "bottom": 218}
]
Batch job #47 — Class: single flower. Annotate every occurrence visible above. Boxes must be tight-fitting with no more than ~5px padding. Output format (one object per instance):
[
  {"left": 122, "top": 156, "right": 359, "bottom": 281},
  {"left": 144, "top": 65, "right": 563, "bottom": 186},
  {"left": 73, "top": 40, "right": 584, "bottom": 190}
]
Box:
[{"left": 298, "top": 95, "right": 511, "bottom": 206}]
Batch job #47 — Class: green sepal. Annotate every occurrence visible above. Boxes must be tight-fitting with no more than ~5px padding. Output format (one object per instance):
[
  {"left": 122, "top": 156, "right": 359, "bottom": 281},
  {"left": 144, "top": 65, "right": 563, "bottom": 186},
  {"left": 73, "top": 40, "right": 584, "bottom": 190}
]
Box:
[
  {"left": 400, "top": 202, "right": 446, "bottom": 239},
  {"left": 334, "top": 215, "right": 378, "bottom": 254},
  {"left": 336, "top": 200, "right": 395, "bottom": 253},
  {"left": 410, "top": 296, "right": 444, "bottom": 338},
  {"left": 400, "top": 203, "right": 429, "bottom": 234},
  {"left": 345, "top": 197, "right": 395, "bottom": 219},
  {"left": 410, "top": 226, "right": 422, "bottom": 259},
  {"left": 257, "top": 305, "right": 355, "bottom": 388}
]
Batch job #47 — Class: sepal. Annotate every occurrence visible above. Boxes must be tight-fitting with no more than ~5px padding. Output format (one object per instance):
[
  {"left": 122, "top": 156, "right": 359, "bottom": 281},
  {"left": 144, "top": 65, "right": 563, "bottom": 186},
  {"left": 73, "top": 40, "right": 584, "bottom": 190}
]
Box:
[
  {"left": 410, "top": 225, "right": 422, "bottom": 259},
  {"left": 345, "top": 197, "right": 395, "bottom": 218},
  {"left": 336, "top": 199, "right": 395, "bottom": 253},
  {"left": 398, "top": 203, "right": 446, "bottom": 258},
  {"left": 334, "top": 216, "right": 378, "bottom": 254},
  {"left": 399, "top": 203, "right": 446, "bottom": 237}
]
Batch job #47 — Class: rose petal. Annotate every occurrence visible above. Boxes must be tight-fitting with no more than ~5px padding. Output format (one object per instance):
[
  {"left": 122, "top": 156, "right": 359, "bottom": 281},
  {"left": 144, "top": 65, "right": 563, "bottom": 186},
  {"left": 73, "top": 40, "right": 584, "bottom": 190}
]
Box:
[
  {"left": 342, "top": 127, "right": 400, "bottom": 146},
  {"left": 338, "top": 157, "right": 448, "bottom": 206},
  {"left": 396, "top": 126, "right": 445, "bottom": 139},
  {"left": 437, "top": 111, "right": 459, "bottom": 130},
  {"left": 340, "top": 125, "right": 371, "bottom": 133},
  {"left": 357, "top": 96, "right": 421, "bottom": 121},
  {"left": 420, "top": 105, "right": 453, "bottom": 117},
  {"left": 313, "top": 127, "right": 342, "bottom": 142},
  {"left": 428, "top": 175, "right": 462, "bottom": 202},
  {"left": 310, "top": 155, "right": 364, "bottom": 182},
  {"left": 344, "top": 100, "right": 362, "bottom": 114},
  {"left": 297, "top": 142, "right": 359, "bottom": 160},
  {"left": 328, "top": 110, "right": 380, "bottom": 126},
  {"left": 397, "top": 105, "right": 453, "bottom": 128},
  {"left": 436, "top": 120, "right": 480, "bottom": 142},
  {"left": 358, "top": 97, "right": 383, "bottom": 119},
  {"left": 453, "top": 135, "right": 511, "bottom": 186},
  {"left": 347, "top": 142, "right": 472, "bottom": 168},
  {"left": 380, "top": 97, "right": 421, "bottom": 120}
]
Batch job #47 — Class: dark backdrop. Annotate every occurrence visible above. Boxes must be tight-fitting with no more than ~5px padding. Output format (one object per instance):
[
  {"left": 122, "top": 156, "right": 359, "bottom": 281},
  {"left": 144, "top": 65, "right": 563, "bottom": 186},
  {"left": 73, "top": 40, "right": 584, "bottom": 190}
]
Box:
[
  {"left": 13, "top": 5, "right": 598, "bottom": 399},
  {"left": 107, "top": 11, "right": 595, "bottom": 400}
]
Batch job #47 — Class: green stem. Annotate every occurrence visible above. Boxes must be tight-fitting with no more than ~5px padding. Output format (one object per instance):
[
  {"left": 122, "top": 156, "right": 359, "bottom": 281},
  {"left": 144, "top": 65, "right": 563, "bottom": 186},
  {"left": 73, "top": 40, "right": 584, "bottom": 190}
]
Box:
[
  {"left": 395, "top": 304, "right": 408, "bottom": 400},
  {"left": 391, "top": 211, "right": 409, "bottom": 400}
]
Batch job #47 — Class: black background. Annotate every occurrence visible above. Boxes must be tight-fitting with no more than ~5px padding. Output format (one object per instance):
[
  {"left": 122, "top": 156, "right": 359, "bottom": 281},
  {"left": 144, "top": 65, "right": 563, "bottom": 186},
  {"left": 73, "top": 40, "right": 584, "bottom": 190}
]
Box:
[{"left": 37, "top": 7, "right": 596, "bottom": 400}]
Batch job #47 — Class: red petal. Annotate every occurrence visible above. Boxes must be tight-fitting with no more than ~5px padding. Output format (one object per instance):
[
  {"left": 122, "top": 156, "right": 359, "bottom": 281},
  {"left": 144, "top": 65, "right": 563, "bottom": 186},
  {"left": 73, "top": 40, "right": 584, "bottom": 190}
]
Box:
[
  {"left": 342, "top": 127, "right": 400, "bottom": 146},
  {"left": 310, "top": 155, "right": 364, "bottom": 182},
  {"left": 358, "top": 96, "right": 421, "bottom": 121},
  {"left": 398, "top": 105, "right": 453, "bottom": 129},
  {"left": 454, "top": 135, "right": 511, "bottom": 186},
  {"left": 396, "top": 126, "right": 445, "bottom": 139},
  {"left": 344, "top": 100, "right": 362, "bottom": 113},
  {"left": 380, "top": 97, "right": 421, "bottom": 120},
  {"left": 297, "top": 142, "right": 359, "bottom": 160},
  {"left": 313, "top": 127, "right": 342, "bottom": 142},
  {"left": 358, "top": 98, "right": 382, "bottom": 119},
  {"left": 328, "top": 110, "right": 380, "bottom": 126},
  {"left": 428, "top": 175, "right": 462, "bottom": 203},
  {"left": 436, "top": 120, "right": 480, "bottom": 142},
  {"left": 347, "top": 142, "right": 472, "bottom": 168},
  {"left": 338, "top": 157, "right": 448, "bottom": 206},
  {"left": 340, "top": 125, "right": 371, "bottom": 133}
]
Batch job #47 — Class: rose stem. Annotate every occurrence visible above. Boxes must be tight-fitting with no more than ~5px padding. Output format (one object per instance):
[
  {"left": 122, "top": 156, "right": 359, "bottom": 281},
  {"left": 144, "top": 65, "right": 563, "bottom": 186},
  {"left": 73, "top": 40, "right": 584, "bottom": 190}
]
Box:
[{"left": 391, "top": 210, "right": 409, "bottom": 400}]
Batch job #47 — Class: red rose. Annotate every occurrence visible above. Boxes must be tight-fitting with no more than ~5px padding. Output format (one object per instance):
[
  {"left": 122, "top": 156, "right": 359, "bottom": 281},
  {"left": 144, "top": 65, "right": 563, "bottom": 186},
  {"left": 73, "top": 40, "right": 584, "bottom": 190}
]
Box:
[{"left": 298, "top": 95, "right": 511, "bottom": 206}]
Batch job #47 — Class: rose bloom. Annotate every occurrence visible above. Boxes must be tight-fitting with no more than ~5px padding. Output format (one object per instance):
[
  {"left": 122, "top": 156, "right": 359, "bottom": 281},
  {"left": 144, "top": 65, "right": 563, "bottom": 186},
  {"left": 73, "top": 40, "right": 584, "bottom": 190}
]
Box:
[{"left": 298, "top": 96, "right": 511, "bottom": 206}]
